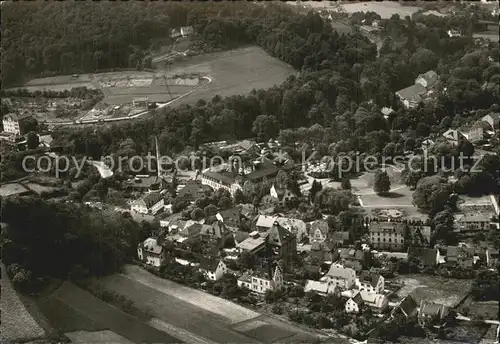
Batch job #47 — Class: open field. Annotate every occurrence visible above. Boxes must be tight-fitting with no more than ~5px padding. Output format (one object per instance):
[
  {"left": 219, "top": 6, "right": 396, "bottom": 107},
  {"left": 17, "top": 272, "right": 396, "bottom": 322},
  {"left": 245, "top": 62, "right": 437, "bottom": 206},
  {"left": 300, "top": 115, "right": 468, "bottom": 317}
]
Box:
[
  {"left": 0, "top": 263, "right": 46, "bottom": 343},
  {"left": 161, "top": 46, "right": 296, "bottom": 107},
  {"left": 10, "top": 46, "right": 294, "bottom": 110},
  {"left": 394, "top": 274, "right": 472, "bottom": 307},
  {"left": 36, "top": 281, "right": 180, "bottom": 343},
  {"left": 94, "top": 265, "right": 328, "bottom": 343},
  {"left": 291, "top": 1, "right": 422, "bottom": 19}
]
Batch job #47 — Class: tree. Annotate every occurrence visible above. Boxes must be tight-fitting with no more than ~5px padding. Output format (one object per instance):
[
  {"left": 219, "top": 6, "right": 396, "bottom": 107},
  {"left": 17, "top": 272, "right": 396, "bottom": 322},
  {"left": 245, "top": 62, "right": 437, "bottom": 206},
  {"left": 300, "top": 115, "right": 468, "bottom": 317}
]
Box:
[
  {"left": 413, "top": 176, "right": 454, "bottom": 215},
  {"left": 309, "top": 180, "right": 322, "bottom": 202},
  {"left": 340, "top": 178, "right": 351, "bottom": 190},
  {"left": 373, "top": 170, "right": 391, "bottom": 195},
  {"left": 191, "top": 207, "right": 204, "bottom": 221},
  {"left": 26, "top": 131, "right": 40, "bottom": 150},
  {"left": 252, "top": 115, "right": 279, "bottom": 142}
]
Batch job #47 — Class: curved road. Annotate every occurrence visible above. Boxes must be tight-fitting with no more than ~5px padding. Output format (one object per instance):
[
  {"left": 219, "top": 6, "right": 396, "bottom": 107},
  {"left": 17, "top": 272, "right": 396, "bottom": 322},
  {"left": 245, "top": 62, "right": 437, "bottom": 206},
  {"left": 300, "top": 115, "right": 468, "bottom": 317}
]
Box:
[{"left": 48, "top": 76, "right": 212, "bottom": 127}]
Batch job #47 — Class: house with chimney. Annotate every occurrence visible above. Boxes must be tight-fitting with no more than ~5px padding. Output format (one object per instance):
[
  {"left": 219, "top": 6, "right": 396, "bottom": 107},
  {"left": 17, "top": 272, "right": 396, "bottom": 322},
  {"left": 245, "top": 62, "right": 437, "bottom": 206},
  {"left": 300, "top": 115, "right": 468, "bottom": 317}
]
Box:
[
  {"left": 322, "top": 264, "right": 356, "bottom": 290},
  {"left": 237, "top": 262, "right": 283, "bottom": 294},
  {"left": 137, "top": 237, "right": 166, "bottom": 267}
]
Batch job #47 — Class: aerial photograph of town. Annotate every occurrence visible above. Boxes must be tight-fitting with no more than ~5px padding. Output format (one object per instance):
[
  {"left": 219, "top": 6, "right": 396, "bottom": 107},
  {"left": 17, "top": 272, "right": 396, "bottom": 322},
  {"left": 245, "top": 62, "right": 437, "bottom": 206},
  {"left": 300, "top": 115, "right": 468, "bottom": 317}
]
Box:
[{"left": 0, "top": 1, "right": 499, "bottom": 344}]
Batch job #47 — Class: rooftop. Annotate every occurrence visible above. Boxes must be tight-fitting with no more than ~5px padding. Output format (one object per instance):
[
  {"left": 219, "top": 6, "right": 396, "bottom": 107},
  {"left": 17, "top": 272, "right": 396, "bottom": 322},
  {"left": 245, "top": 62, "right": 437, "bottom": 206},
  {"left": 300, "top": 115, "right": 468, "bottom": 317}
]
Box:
[{"left": 396, "top": 83, "right": 426, "bottom": 101}]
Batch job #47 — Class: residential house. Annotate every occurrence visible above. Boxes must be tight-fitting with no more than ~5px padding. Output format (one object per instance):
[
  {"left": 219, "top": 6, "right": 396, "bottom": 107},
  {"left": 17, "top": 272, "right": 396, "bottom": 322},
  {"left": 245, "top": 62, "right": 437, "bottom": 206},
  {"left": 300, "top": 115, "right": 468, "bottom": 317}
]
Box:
[
  {"left": 199, "top": 258, "right": 227, "bottom": 281},
  {"left": 392, "top": 295, "right": 418, "bottom": 318},
  {"left": 446, "top": 246, "right": 475, "bottom": 269},
  {"left": 177, "top": 182, "right": 211, "bottom": 201},
  {"left": 308, "top": 220, "right": 329, "bottom": 243},
  {"left": 415, "top": 70, "right": 439, "bottom": 89},
  {"left": 368, "top": 221, "right": 407, "bottom": 251},
  {"left": 236, "top": 231, "right": 266, "bottom": 254},
  {"left": 455, "top": 213, "right": 491, "bottom": 231},
  {"left": 220, "top": 139, "right": 257, "bottom": 155},
  {"left": 360, "top": 291, "right": 389, "bottom": 313},
  {"left": 486, "top": 247, "right": 499, "bottom": 267},
  {"left": 125, "top": 175, "right": 162, "bottom": 192},
  {"left": 304, "top": 280, "right": 336, "bottom": 296},
  {"left": 396, "top": 70, "right": 439, "bottom": 109},
  {"left": 255, "top": 215, "right": 277, "bottom": 232},
  {"left": 170, "top": 28, "right": 182, "bottom": 38},
  {"left": 216, "top": 208, "right": 241, "bottom": 232},
  {"left": 266, "top": 221, "right": 297, "bottom": 269},
  {"left": 345, "top": 291, "right": 364, "bottom": 314},
  {"left": 137, "top": 237, "right": 166, "bottom": 267},
  {"left": 322, "top": 264, "right": 356, "bottom": 290},
  {"left": 180, "top": 26, "right": 194, "bottom": 37},
  {"left": 338, "top": 248, "right": 371, "bottom": 272},
  {"left": 442, "top": 129, "right": 466, "bottom": 146},
  {"left": 407, "top": 247, "right": 441, "bottom": 269},
  {"left": 200, "top": 221, "right": 231, "bottom": 241},
  {"left": 269, "top": 184, "right": 297, "bottom": 205},
  {"left": 447, "top": 29, "right": 462, "bottom": 37},
  {"left": 395, "top": 83, "right": 426, "bottom": 109},
  {"left": 481, "top": 113, "right": 500, "bottom": 131},
  {"left": 2, "top": 112, "right": 33, "bottom": 135},
  {"left": 131, "top": 192, "right": 164, "bottom": 215},
  {"left": 276, "top": 217, "right": 307, "bottom": 243},
  {"left": 0, "top": 131, "right": 17, "bottom": 143},
  {"left": 356, "top": 271, "right": 384, "bottom": 294},
  {"left": 421, "top": 139, "right": 435, "bottom": 151},
  {"left": 237, "top": 263, "right": 283, "bottom": 294},
  {"left": 310, "top": 240, "right": 336, "bottom": 262},
  {"left": 459, "top": 123, "right": 484, "bottom": 143},
  {"left": 418, "top": 301, "right": 450, "bottom": 325}
]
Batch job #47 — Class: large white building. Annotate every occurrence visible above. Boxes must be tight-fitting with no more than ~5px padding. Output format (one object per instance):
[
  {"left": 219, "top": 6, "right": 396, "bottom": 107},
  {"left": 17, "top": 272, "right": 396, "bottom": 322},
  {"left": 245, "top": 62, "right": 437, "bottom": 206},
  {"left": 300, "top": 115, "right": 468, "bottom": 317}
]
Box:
[
  {"left": 2, "top": 113, "right": 33, "bottom": 135},
  {"left": 322, "top": 264, "right": 356, "bottom": 290},
  {"left": 137, "top": 237, "right": 166, "bottom": 267},
  {"left": 131, "top": 192, "right": 164, "bottom": 215}
]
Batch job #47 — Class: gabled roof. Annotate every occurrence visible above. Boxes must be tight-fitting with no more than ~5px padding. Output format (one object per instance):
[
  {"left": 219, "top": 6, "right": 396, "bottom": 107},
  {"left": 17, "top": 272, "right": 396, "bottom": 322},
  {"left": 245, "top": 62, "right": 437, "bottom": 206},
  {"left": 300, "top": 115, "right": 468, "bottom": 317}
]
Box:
[
  {"left": 267, "top": 221, "right": 294, "bottom": 246},
  {"left": 360, "top": 291, "right": 386, "bottom": 308},
  {"left": 419, "top": 300, "right": 448, "bottom": 318},
  {"left": 358, "top": 270, "right": 381, "bottom": 287},
  {"left": 216, "top": 208, "right": 241, "bottom": 227},
  {"left": 141, "top": 237, "right": 163, "bottom": 255},
  {"left": 311, "top": 240, "right": 335, "bottom": 252},
  {"left": 202, "top": 169, "right": 237, "bottom": 185},
  {"left": 308, "top": 220, "right": 329, "bottom": 237},
  {"left": 417, "top": 70, "right": 439, "bottom": 88},
  {"left": 3, "top": 112, "right": 33, "bottom": 122},
  {"left": 180, "top": 223, "right": 203, "bottom": 238},
  {"left": 396, "top": 84, "right": 426, "bottom": 102},
  {"left": 276, "top": 217, "right": 306, "bottom": 235},
  {"left": 256, "top": 215, "right": 277, "bottom": 228},
  {"left": 340, "top": 248, "right": 365, "bottom": 261},
  {"left": 305, "top": 280, "right": 335, "bottom": 294},
  {"left": 351, "top": 291, "right": 364, "bottom": 305},
  {"left": 397, "top": 295, "right": 418, "bottom": 317},
  {"left": 325, "top": 264, "right": 355, "bottom": 280},
  {"left": 199, "top": 258, "right": 221, "bottom": 272}
]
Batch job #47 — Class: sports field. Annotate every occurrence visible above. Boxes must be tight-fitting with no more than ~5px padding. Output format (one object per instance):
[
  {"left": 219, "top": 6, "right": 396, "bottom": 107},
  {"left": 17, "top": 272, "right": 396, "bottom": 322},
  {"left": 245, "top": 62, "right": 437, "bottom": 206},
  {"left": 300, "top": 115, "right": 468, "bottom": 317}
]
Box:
[{"left": 12, "top": 46, "right": 295, "bottom": 108}]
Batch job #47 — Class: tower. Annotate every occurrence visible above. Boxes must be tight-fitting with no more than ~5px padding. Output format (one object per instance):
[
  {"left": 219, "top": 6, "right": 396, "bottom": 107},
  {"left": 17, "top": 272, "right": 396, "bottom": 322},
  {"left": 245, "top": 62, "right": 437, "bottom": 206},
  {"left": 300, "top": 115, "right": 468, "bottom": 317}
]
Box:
[{"left": 155, "top": 136, "right": 161, "bottom": 179}]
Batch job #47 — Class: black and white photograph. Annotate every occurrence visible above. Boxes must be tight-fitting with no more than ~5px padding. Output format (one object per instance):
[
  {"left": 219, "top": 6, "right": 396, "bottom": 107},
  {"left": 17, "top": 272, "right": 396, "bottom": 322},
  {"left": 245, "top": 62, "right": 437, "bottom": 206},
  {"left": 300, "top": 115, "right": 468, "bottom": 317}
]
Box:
[{"left": 1, "top": 1, "right": 499, "bottom": 343}]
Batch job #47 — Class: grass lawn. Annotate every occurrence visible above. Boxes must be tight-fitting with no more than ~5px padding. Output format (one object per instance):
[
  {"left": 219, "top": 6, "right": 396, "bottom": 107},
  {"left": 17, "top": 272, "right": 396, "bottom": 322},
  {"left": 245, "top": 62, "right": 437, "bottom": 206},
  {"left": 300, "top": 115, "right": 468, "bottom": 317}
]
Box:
[
  {"left": 0, "top": 263, "right": 46, "bottom": 343},
  {"left": 36, "top": 281, "right": 180, "bottom": 343},
  {"left": 65, "top": 330, "right": 135, "bottom": 344},
  {"left": 394, "top": 274, "right": 472, "bottom": 307}
]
